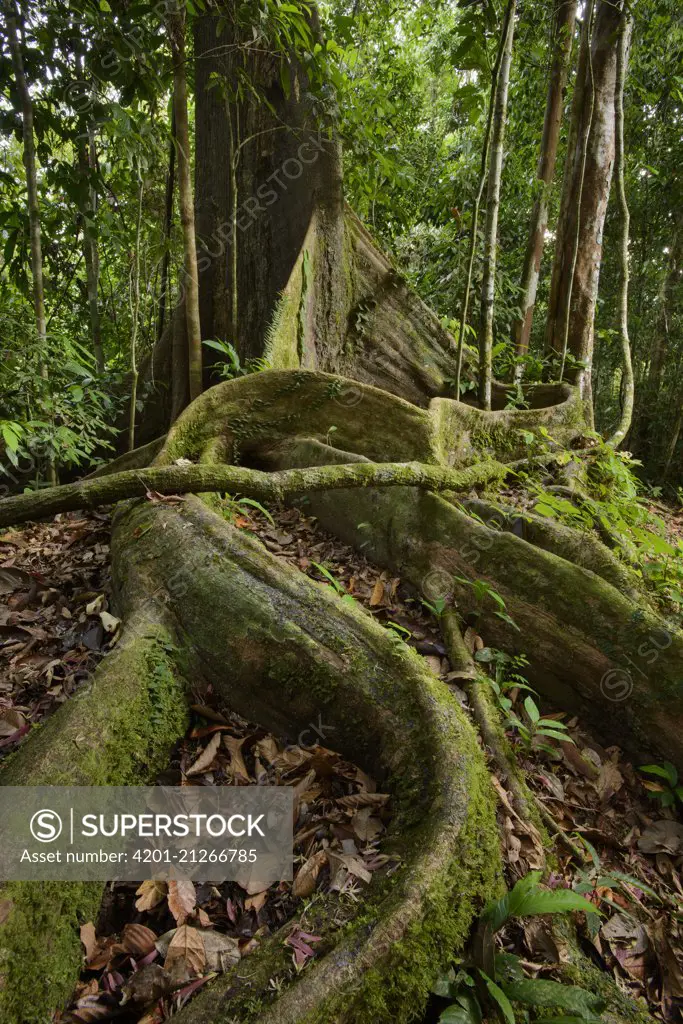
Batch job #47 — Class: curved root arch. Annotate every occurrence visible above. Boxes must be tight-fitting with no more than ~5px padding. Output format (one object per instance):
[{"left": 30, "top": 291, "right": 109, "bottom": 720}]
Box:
[{"left": 0, "top": 368, "right": 678, "bottom": 1024}]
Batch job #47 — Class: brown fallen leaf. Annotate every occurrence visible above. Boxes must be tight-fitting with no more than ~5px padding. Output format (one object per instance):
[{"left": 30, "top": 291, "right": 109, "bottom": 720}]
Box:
[
  {"left": 168, "top": 879, "right": 197, "bottom": 924},
  {"left": 202, "top": 929, "right": 241, "bottom": 971},
  {"left": 0, "top": 566, "right": 33, "bottom": 595},
  {"left": 190, "top": 704, "right": 229, "bottom": 725},
  {"left": 328, "top": 850, "right": 372, "bottom": 884},
  {"left": 164, "top": 924, "right": 206, "bottom": 980},
  {"left": 186, "top": 732, "right": 221, "bottom": 776},
  {"left": 245, "top": 890, "right": 269, "bottom": 913},
  {"left": 638, "top": 820, "right": 683, "bottom": 856},
  {"left": 121, "top": 963, "right": 174, "bottom": 1005},
  {"left": 596, "top": 760, "right": 624, "bottom": 803},
  {"left": 224, "top": 735, "right": 249, "bottom": 781},
  {"left": 85, "top": 594, "right": 105, "bottom": 615},
  {"left": 369, "top": 578, "right": 385, "bottom": 607},
  {"left": 292, "top": 768, "right": 317, "bottom": 816},
  {"left": 79, "top": 921, "right": 97, "bottom": 961},
  {"left": 292, "top": 849, "right": 328, "bottom": 898},
  {"left": 351, "top": 806, "right": 384, "bottom": 842},
  {"left": 122, "top": 923, "right": 157, "bottom": 957},
  {"left": 255, "top": 735, "right": 280, "bottom": 764},
  {"left": 99, "top": 610, "right": 120, "bottom": 634},
  {"left": 135, "top": 879, "right": 168, "bottom": 912},
  {"left": 560, "top": 740, "right": 600, "bottom": 780},
  {"left": 0, "top": 708, "right": 26, "bottom": 738},
  {"left": 649, "top": 915, "right": 683, "bottom": 1013},
  {"left": 602, "top": 914, "right": 651, "bottom": 984}
]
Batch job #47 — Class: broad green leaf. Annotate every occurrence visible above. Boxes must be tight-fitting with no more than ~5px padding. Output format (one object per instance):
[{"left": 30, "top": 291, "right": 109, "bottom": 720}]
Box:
[
  {"left": 502, "top": 978, "right": 605, "bottom": 1017},
  {"left": 639, "top": 762, "right": 678, "bottom": 787},
  {"left": 512, "top": 886, "right": 597, "bottom": 919},
  {"left": 524, "top": 696, "right": 539, "bottom": 725},
  {"left": 479, "top": 972, "right": 514, "bottom": 1024}
]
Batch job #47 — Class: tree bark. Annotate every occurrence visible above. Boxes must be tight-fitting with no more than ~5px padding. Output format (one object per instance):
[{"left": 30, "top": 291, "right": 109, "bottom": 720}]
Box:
[
  {"left": 168, "top": 2, "right": 203, "bottom": 402},
  {"left": 512, "top": 0, "right": 577, "bottom": 371},
  {"left": 545, "top": 0, "right": 622, "bottom": 412},
  {"left": 127, "top": 174, "right": 143, "bottom": 451},
  {"left": 607, "top": 13, "right": 634, "bottom": 447},
  {"left": 3, "top": 0, "right": 56, "bottom": 483},
  {"left": 156, "top": 110, "right": 176, "bottom": 346},
  {"left": 478, "top": 0, "right": 516, "bottom": 410},
  {"left": 454, "top": 2, "right": 509, "bottom": 397},
  {"left": 0, "top": 454, "right": 507, "bottom": 530}
]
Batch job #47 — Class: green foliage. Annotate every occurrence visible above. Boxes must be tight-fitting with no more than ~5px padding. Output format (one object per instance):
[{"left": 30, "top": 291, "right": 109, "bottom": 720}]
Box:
[
  {"left": 202, "top": 338, "right": 271, "bottom": 380},
  {"left": 482, "top": 871, "right": 596, "bottom": 932},
  {"left": 436, "top": 873, "right": 601, "bottom": 1024},
  {"left": 473, "top": 647, "right": 535, "bottom": 714},
  {"left": 309, "top": 560, "right": 355, "bottom": 605},
  {"left": 638, "top": 761, "right": 683, "bottom": 808},
  {"left": 455, "top": 576, "right": 520, "bottom": 632},
  {"left": 503, "top": 696, "right": 574, "bottom": 755},
  {"left": 530, "top": 439, "right": 683, "bottom": 619},
  {"left": 421, "top": 596, "right": 447, "bottom": 618},
  {"left": 0, "top": 323, "right": 121, "bottom": 485},
  {"left": 570, "top": 834, "right": 660, "bottom": 939}
]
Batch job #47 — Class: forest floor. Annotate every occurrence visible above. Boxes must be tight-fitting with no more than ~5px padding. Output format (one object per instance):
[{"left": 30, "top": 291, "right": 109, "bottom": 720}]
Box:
[{"left": 0, "top": 501, "right": 682, "bottom": 1024}]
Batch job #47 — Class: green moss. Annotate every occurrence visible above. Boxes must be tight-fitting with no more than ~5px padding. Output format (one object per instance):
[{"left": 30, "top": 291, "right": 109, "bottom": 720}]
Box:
[
  {"left": 0, "top": 880, "right": 103, "bottom": 1024},
  {"left": 1, "top": 628, "right": 188, "bottom": 788},
  {"left": 0, "top": 632, "right": 190, "bottom": 1024},
  {"left": 302, "top": 725, "right": 503, "bottom": 1023}
]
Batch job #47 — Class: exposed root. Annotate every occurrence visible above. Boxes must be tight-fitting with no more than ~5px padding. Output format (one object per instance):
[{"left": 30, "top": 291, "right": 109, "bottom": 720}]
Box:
[{"left": 0, "top": 459, "right": 507, "bottom": 530}]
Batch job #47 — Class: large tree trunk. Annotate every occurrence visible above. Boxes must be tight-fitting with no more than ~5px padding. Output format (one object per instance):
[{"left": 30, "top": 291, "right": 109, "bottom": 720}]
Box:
[
  {"left": 545, "top": 0, "right": 624, "bottom": 411},
  {"left": 0, "top": 6, "right": 671, "bottom": 1022},
  {"left": 512, "top": 0, "right": 577, "bottom": 368}
]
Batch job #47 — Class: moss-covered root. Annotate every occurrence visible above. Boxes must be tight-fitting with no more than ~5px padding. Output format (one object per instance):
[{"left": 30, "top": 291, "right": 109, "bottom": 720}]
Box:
[
  {"left": 0, "top": 621, "right": 189, "bottom": 1024},
  {"left": 262, "top": 453, "right": 683, "bottom": 771},
  {"left": 109, "top": 496, "right": 503, "bottom": 1023},
  {"left": 430, "top": 382, "right": 585, "bottom": 465},
  {"left": 0, "top": 458, "right": 508, "bottom": 531},
  {"left": 551, "top": 917, "right": 658, "bottom": 1024},
  {"left": 457, "top": 496, "right": 644, "bottom": 604},
  {"left": 85, "top": 434, "right": 166, "bottom": 479},
  {"left": 440, "top": 610, "right": 539, "bottom": 830}
]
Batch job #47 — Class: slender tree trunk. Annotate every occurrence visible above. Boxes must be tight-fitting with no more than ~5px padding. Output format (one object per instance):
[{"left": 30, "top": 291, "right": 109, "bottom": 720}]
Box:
[
  {"left": 512, "top": 0, "right": 577, "bottom": 374},
  {"left": 478, "top": 0, "right": 516, "bottom": 410},
  {"left": 156, "top": 111, "right": 176, "bottom": 345},
  {"left": 3, "top": 0, "right": 56, "bottom": 483},
  {"left": 607, "top": 14, "right": 633, "bottom": 448},
  {"left": 128, "top": 175, "right": 144, "bottom": 451},
  {"left": 545, "top": 0, "right": 622, "bottom": 414},
  {"left": 167, "top": 2, "right": 203, "bottom": 402},
  {"left": 454, "top": 6, "right": 510, "bottom": 398},
  {"left": 227, "top": 96, "right": 239, "bottom": 347},
  {"left": 75, "top": 72, "right": 104, "bottom": 373}
]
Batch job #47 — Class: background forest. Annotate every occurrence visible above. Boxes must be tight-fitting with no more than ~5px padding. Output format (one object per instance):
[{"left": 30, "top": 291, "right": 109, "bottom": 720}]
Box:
[
  {"left": 0, "top": 0, "right": 681, "bottom": 488},
  {"left": 2, "top": 5, "right": 683, "bottom": 1024}
]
